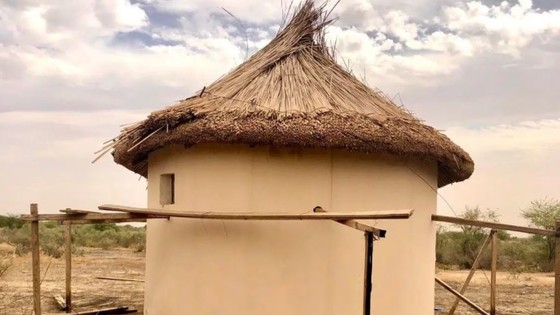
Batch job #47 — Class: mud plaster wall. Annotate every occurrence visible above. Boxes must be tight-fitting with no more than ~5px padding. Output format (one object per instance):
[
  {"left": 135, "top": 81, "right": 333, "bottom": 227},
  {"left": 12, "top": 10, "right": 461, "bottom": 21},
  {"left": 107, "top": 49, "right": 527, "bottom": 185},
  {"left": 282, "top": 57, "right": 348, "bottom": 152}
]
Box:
[{"left": 145, "top": 144, "right": 437, "bottom": 315}]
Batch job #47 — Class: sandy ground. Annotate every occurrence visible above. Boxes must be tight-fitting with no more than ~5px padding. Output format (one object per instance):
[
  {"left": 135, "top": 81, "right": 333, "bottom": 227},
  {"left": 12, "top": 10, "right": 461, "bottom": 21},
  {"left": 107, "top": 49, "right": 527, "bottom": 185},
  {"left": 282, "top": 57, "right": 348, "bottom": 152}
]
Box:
[
  {"left": 0, "top": 248, "right": 144, "bottom": 315},
  {"left": 0, "top": 247, "right": 555, "bottom": 314},
  {"left": 435, "top": 269, "right": 554, "bottom": 314}
]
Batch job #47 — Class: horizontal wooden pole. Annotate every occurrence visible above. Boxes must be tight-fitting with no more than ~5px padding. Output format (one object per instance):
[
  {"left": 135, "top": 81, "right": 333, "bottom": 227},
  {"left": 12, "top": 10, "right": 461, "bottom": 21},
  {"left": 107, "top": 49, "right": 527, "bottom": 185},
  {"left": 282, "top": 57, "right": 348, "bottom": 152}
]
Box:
[
  {"left": 435, "top": 277, "right": 489, "bottom": 315},
  {"left": 99, "top": 204, "right": 414, "bottom": 221},
  {"left": 44, "top": 306, "right": 136, "bottom": 314},
  {"left": 313, "top": 206, "right": 385, "bottom": 237},
  {"left": 60, "top": 209, "right": 99, "bottom": 214},
  {"left": 59, "top": 218, "right": 148, "bottom": 225},
  {"left": 432, "top": 214, "right": 555, "bottom": 236},
  {"left": 96, "top": 276, "right": 144, "bottom": 283},
  {"left": 20, "top": 213, "right": 168, "bottom": 222}
]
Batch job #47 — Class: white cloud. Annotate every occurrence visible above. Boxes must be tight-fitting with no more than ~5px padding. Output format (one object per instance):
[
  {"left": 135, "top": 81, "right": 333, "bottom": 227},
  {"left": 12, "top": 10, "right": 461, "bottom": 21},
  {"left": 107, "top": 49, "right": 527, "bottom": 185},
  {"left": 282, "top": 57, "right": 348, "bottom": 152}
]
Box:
[
  {"left": 444, "top": 0, "right": 560, "bottom": 55},
  {"left": 0, "top": 109, "right": 148, "bottom": 214},
  {"left": 440, "top": 117, "right": 560, "bottom": 224},
  {"left": 325, "top": 0, "right": 560, "bottom": 84},
  {"left": 446, "top": 119, "right": 560, "bottom": 153},
  {"left": 0, "top": 110, "right": 147, "bottom": 127},
  {"left": 147, "top": 0, "right": 281, "bottom": 24}
]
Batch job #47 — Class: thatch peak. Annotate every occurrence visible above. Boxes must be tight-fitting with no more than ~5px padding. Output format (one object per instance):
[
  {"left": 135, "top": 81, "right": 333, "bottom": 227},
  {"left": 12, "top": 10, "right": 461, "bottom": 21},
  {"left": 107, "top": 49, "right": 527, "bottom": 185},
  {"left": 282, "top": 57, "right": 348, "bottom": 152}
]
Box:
[{"left": 102, "top": 0, "right": 474, "bottom": 187}]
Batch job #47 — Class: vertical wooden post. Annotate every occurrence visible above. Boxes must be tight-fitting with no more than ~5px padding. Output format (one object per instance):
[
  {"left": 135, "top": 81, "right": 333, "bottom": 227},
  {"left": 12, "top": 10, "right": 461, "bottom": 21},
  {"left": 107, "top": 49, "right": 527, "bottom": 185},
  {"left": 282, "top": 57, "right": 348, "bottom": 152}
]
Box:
[
  {"left": 30, "top": 203, "right": 41, "bottom": 315},
  {"left": 554, "top": 222, "right": 560, "bottom": 315},
  {"left": 65, "top": 222, "right": 72, "bottom": 312},
  {"left": 490, "top": 229, "right": 497, "bottom": 315},
  {"left": 363, "top": 232, "right": 374, "bottom": 315}
]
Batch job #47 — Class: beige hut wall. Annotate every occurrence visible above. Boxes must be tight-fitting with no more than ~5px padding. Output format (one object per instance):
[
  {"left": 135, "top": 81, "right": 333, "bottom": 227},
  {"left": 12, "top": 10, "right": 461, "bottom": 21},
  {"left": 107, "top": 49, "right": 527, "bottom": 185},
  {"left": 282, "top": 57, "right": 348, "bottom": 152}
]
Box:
[{"left": 145, "top": 144, "right": 437, "bottom": 315}]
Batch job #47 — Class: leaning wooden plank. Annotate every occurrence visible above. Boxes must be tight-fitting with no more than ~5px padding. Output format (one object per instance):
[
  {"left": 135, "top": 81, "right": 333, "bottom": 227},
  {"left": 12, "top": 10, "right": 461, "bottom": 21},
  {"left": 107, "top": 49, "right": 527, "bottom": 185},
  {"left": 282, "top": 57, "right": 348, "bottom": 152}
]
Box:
[
  {"left": 313, "top": 206, "right": 386, "bottom": 237},
  {"left": 435, "top": 277, "right": 489, "bottom": 315},
  {"left": 20, "top": 212, "right": 168, "bottom": 222},
  {"left": 448, "top": 231, "right": 494, "bottom": 314},
  {"left": 432, "top": 214, "right": 555, "bottom": 236},
  {"left": 96, "top": 276, "right": 144, "bottom": 283},
  {"left": 98, "top": 204, "right": 414, "bottom": 220},
  {"left": 44, "top": 306, "right": 135, "bottom": 314}
]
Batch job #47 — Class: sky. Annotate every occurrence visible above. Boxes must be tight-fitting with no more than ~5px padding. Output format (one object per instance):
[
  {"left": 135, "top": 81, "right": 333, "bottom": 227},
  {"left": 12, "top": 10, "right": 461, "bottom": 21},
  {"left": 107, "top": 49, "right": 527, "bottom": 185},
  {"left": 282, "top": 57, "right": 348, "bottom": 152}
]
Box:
[{"left": 0, "top": 0, "right": 559, "bottom": 227}]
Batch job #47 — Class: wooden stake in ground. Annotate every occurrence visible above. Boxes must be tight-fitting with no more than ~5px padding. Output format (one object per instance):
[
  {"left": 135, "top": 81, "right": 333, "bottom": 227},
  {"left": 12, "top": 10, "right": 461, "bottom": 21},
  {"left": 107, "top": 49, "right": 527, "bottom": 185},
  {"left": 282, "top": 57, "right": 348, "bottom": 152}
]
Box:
[
  {"left": 490, "top": 230, "right": 497, "bottom": 315},
  {"left": 65, "top": 222, "right": 72, "bottom": 312},
  {"left": 31, "top": 203, "right": 42, "bottom": 315},
  {"left": 555, "top": 221, "right": 560, "bottom": 315}
]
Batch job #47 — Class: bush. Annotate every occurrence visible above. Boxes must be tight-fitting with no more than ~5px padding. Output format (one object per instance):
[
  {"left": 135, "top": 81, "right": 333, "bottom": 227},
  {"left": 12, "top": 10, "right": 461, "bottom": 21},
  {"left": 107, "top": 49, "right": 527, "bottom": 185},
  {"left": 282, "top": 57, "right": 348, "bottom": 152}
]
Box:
[
  {"left": 0, "top": 214, "right": 25, "bottom": 229},
  {"left": 0, "top": 221, "right": 146, "bottom": 257}
]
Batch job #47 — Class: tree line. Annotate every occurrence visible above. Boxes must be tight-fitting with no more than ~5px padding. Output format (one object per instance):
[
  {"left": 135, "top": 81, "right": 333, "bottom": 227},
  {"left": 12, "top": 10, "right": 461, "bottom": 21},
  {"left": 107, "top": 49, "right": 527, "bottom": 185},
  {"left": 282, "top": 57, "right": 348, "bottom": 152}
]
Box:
[{"left": 437, "top": 199, "right": 560, "bottom": 272}]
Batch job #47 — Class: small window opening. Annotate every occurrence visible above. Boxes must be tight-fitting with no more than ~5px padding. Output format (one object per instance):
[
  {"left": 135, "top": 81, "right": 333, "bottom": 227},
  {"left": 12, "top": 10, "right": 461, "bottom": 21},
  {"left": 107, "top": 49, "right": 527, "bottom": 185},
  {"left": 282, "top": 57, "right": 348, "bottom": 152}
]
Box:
[{"left": 160, "top": 173, "right": 175, "bottom": 205}]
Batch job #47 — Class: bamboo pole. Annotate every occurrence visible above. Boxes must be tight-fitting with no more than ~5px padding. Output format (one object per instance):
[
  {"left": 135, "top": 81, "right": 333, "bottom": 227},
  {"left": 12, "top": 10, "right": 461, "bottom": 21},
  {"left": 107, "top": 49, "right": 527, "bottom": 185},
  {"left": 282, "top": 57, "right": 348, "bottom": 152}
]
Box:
[
  {"left": 448, "top": 231, "right": 494, "bottom": 315},
  {"left": 490, "top": 230, "right": 497, "bottom": 315},
  {"left": 432, "top": 214, "right": 554, "bottom": 236},
  {"left": 555, "top": 222, "right": 560, "bottom": 315},
  {"left": 99, "top": 204, "right": 414, "bottom": 220},
  {"left": 65, "top": 222, "right": 72, "bottom": 312},
  {"left": 435, "top": 277, "right": 489, "bottom": 315},
  {"left": 30, "top": 203, "right": 42, "bottom": 315}
]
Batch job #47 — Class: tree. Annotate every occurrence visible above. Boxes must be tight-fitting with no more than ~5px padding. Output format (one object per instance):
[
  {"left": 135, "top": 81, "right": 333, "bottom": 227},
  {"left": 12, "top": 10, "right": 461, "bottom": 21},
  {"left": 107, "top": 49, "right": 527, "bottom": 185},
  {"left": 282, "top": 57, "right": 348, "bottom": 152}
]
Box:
[
  {"left": 458, "top": 206, "right": 500, "bottom": 268},
  {"left": 522, "top": 198, "right": 560, "bottom": 268}
]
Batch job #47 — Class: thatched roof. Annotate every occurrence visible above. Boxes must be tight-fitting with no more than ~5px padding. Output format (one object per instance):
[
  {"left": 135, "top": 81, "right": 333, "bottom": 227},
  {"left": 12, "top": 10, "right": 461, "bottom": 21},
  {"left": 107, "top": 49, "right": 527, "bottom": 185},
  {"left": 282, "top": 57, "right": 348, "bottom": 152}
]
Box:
[{"left": 104, "top": 1, "right": 474, "bottom": 187}]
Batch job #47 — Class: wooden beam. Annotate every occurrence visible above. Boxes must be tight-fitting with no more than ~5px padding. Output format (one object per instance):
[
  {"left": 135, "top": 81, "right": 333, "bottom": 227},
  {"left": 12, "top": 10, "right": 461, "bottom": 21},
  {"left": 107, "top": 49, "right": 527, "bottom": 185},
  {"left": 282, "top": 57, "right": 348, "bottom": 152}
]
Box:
[
  {"left": 99, "top": 204, "right": 414, "bottom": 221},
  {"left": 65, "top": 223, "right": 72, "bottom": 313},
  {"left": 555, "top": 221, "right": 560, "bottom": 315},
  {"left": 31, "top": 203, "right": 42, "bottom": 315},
  {"left": 432, "top": 214, "right": 555, "bottom": 236},
  {"left": 435, "top": 277, "right": 489, "bottom": 315},
  {"left": 21, "top": 212, "right": 168, "bottom": 222},
  {"left": 448, "top": 231, "right": 494, "bottom": 315},
  {"left": 313, "top": 207, "right": 385, "bottom": 237},
  {"left": 490, "top": 230, "right": 497, "bottom": 315}
]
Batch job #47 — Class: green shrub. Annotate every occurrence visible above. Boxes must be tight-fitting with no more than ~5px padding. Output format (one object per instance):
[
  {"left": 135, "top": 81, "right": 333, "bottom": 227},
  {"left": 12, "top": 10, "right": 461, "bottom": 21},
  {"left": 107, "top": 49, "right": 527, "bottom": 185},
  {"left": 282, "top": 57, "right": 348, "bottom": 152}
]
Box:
[{"left": 0, "top": 214, "right": 25, "bottom": 229}]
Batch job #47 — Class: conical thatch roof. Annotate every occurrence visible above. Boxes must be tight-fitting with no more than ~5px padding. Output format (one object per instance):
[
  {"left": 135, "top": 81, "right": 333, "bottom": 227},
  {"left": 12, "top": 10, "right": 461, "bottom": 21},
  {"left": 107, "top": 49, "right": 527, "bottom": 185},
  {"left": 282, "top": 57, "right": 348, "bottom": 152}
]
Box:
[{"left": 105, "top": 1, "right": 474, "bottom": 187}]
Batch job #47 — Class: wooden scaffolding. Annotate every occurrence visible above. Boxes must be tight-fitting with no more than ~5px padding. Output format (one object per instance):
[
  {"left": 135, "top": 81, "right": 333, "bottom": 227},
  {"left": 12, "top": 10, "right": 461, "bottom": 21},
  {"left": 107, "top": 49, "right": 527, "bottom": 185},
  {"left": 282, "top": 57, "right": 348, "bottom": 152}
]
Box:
[{"left": 21, "top": 203, "right": 413, "bottom": 315}]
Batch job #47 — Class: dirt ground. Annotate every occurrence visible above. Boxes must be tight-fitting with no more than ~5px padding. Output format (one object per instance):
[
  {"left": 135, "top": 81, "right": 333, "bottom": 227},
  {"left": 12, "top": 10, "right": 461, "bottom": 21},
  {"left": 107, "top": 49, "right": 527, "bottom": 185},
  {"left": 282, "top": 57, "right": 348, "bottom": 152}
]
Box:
[
  {"left": 0, "top": 248, "right": 144, "bottom": 315},
  {"left": 435, "top": 269, "right": 554, "bottom": 314},
  {"left": 0, "top": 247, "right": 555, "bottom": 314}
]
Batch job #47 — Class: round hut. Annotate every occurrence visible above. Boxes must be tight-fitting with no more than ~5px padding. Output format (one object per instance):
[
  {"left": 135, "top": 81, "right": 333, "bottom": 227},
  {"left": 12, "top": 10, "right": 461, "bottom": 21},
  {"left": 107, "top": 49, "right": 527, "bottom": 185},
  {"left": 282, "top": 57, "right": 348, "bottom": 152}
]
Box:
[{"left": 108, "top": 2, "right": 474, "bottom": 314}]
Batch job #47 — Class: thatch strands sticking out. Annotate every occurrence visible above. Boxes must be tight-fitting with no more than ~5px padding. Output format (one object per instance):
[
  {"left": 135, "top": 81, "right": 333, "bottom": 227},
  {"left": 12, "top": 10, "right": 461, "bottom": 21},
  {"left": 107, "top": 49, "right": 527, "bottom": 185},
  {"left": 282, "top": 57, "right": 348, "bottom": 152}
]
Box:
[{"left": 98, "top": 0, "right": 474, "bottom": 187}]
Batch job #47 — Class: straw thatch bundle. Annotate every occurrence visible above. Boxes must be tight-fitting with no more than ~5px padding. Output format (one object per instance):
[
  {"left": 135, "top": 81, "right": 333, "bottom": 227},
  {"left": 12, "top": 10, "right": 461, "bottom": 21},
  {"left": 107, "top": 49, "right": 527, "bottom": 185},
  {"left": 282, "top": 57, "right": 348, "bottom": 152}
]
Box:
[{"left": 103, "top": 0, "right": 474, "bottom": 187}]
